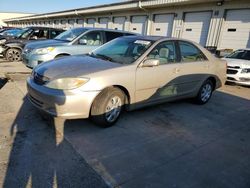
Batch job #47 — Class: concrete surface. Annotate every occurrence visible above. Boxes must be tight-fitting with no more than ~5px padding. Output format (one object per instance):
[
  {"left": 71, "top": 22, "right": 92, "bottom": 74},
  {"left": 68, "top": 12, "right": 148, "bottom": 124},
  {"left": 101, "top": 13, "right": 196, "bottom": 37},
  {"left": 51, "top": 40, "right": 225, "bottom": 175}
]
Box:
[
  {"left": 0, "top": 61, "right": 108, "bottom": 188},
  {"left": 0, "top": 60, "right": 250, "bottom": 188}
]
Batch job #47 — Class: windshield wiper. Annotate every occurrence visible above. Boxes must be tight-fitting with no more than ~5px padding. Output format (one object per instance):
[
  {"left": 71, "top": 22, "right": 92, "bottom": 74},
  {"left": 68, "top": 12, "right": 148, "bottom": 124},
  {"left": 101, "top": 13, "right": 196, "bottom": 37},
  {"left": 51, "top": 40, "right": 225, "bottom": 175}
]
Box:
[{"left": 93, "top": 53, "right": 115, "bottom": 62}]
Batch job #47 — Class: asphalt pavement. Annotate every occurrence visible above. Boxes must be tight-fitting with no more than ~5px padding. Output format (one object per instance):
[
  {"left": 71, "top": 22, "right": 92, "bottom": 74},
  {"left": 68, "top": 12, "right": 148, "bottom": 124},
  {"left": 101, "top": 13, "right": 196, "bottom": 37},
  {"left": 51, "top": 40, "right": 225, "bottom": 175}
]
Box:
[{"left": 0, "top": 60, "right": 250, "bottom": 188}]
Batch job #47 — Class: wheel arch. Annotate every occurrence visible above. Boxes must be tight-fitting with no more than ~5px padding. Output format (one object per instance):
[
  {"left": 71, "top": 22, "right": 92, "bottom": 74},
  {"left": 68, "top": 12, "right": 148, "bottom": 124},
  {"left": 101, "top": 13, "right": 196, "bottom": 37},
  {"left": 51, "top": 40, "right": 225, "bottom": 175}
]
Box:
[
  {"left": 207, "top": 76, "right": 217, "bottom": 90},
  {"left": 55, "top": 53, "right": 70, "bottom": 58}
]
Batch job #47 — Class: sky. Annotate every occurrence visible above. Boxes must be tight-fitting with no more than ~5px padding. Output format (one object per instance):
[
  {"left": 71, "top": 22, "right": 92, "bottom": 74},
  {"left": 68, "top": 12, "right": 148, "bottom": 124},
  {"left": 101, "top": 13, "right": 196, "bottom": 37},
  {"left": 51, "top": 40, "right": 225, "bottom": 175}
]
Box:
[{"left": 0, "top": 0, "right": 121, "bottom": 14}]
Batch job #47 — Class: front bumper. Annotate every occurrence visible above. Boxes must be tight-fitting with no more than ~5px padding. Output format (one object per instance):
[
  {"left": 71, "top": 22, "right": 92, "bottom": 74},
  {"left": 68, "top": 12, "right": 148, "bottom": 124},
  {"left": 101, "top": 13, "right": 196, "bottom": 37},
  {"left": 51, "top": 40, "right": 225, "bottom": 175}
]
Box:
[
  {"left": 227, "top": 68, "right": 250, "bottom": 86},
  {"left": 22, "top": 52, "right": 54, "bottom": 69},
  {"left": 0, "top": 46, "right": 4, "bottom": 54},
  {"left": 27, "top": 77, "right": 100, "bottom": 119}
]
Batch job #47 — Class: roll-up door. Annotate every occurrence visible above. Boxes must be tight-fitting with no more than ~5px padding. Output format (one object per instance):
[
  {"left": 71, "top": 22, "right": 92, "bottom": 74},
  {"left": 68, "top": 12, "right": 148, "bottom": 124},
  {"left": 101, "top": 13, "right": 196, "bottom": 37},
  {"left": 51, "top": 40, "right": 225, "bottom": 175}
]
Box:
[
  {"left": 219, "top": 9, "right": 250, "bottom": 50},
  {"left": 97, "top": 17, "right": 109, "bottom": 28},
  {"left": 86, "top": 18, "right": 95, "bottom": 28},
  {"left": 113, "top": 17, "right": 126, "bottom": 31},
  {"left": 182, "top": 11, "right": 212, "bottom": 46},
  {"left": 151, "top": 14, "right": 174, "bottom": 37},
  {"left": 129, "top": 15, "right": 148, "bottom": 35}
]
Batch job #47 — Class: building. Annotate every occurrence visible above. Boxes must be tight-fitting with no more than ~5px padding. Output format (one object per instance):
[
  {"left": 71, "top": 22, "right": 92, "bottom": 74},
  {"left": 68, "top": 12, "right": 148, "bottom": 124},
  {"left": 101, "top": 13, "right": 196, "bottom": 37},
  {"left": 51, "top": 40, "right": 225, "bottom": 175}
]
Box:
[
  {"left": 3, "top": 0, "right": 250, "bottom": 50},
  {"left": 0, "top": 12, "right": 33, "bottom": 28}
]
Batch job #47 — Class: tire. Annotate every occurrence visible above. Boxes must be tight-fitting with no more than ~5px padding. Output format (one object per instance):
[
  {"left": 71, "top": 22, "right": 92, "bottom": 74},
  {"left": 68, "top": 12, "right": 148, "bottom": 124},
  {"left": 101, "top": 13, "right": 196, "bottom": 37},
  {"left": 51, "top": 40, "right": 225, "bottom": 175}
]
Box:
[
  {"left": 91, "top": 87, "right": 125, "bottom": 127},
  {"left": 195, "top": 79, "right": 214, "bottom": 105},
  {"left": 6, "top": 48, "right": 22, "bottom": 62}
]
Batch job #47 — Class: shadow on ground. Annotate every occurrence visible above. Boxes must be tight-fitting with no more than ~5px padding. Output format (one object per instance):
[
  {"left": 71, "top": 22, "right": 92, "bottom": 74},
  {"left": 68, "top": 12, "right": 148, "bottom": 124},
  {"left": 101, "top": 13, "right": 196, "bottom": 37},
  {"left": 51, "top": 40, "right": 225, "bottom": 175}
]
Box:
[
  {"left": 3, "top": 89, "right": 250, "bottom": 188},
  {"left": 3, "top": 96, "right": 109, "bottom": 188}
]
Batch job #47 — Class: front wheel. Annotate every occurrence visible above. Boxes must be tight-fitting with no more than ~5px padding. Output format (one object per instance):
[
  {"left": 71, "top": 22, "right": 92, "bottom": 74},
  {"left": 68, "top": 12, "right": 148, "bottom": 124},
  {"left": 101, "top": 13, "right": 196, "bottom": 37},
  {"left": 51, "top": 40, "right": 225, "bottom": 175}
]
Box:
[
  {"left": 195, "top": 80, "right": 214, "bottom": 104},
  {"left": 6, "top": 48, "right": 22, "bottom": 62},
  {"left": 91, "top": 87, "right": 125, "bottom": 127}
]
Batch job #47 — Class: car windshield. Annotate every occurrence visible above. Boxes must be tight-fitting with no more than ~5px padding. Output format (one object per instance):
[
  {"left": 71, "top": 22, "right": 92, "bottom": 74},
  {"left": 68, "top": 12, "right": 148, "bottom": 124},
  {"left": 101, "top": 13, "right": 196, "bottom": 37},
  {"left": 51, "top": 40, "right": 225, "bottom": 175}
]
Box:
[
  {"left": 226, "top": 50, "right": 250, "bottom": 61},
  {"left": 19, "top": 28, "right": 33, "bottom": 39},
  {"left": 55, "top": 28, "right": 88, "bottom": 42},
  {"left": 90, "top": 37, "right": 153, "bottom": 64}
]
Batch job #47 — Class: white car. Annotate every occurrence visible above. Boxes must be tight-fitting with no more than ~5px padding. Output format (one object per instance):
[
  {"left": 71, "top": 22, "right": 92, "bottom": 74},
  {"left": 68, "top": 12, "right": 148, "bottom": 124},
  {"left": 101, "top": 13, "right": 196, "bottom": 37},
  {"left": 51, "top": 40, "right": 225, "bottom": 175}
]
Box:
[{"left": 224, "top": 49, "right": 250, "bottom": 86}]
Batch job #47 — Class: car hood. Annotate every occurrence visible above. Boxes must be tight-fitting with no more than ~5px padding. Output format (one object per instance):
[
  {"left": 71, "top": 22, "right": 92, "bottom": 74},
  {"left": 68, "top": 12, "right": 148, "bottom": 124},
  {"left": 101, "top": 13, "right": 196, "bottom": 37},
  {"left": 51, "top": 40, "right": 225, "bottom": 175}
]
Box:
[
  {"left": 25, "top": 39, "right": 68, "bottom": 49},
  {"left": 223, "top": 58, "right": 250, "bottom": 68},
  {"left": 35, "top": 55, "right": 123, "bottom": 80}
]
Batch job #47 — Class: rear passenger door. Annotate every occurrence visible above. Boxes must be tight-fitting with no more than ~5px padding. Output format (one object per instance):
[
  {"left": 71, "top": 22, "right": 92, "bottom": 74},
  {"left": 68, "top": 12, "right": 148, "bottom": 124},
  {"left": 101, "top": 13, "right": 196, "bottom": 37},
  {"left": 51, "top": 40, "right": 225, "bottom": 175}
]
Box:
[{"left": 176, "top": 41, "right": 210, "bottom": 94}]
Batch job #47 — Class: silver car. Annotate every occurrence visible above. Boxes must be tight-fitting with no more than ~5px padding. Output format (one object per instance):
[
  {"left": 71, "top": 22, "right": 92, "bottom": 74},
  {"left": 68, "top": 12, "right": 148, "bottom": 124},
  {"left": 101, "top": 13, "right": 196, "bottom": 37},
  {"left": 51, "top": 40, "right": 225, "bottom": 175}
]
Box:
[
  {"left": 22, "top": 28, "right": 136, "bottom": 68},
  {"left": 27, "top": 36, "right": 227, "bottom": 127}
]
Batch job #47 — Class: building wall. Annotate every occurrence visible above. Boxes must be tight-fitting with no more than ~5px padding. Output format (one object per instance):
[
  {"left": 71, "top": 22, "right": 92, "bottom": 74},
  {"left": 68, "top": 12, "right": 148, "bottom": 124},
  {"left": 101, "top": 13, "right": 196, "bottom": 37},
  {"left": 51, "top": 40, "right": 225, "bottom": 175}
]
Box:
[
  {"left": 0, "top": 12, "right": 33, "bottom": 27},
  {"left": 5, "top": 0, "right": 250, "bottom": 50}
]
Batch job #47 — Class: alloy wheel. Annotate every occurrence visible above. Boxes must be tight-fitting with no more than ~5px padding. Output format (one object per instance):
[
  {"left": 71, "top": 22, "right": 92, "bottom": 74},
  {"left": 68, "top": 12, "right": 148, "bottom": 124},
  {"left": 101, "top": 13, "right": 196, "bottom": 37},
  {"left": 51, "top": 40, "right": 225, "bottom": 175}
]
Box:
[{"left": 105, "top": 96, "right": 122, "bottom": 123}]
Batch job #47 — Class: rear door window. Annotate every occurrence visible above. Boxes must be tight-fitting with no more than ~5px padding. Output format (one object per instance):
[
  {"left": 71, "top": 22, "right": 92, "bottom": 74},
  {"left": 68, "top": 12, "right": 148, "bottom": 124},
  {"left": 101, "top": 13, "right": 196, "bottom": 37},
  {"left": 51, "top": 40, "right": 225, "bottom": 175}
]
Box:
[
  {"left": 179, "top": 41, "right": 207, "bottom": 62},
  {"left": 105, "top": 31, "right": 124, "bottom": 42}
]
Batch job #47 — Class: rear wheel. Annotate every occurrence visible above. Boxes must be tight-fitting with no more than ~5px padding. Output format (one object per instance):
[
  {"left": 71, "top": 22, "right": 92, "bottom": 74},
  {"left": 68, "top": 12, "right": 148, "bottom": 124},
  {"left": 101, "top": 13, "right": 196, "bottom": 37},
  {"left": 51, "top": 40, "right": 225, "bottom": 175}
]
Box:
[
  {"left": 195, "top": 80, "right": 214, "bottom": 104},
  {"left": 91, "top": 87, "right": 125, "bottom": 127},
  {"left": 6, "top": 48, "right": 22, "bottom": 62}
]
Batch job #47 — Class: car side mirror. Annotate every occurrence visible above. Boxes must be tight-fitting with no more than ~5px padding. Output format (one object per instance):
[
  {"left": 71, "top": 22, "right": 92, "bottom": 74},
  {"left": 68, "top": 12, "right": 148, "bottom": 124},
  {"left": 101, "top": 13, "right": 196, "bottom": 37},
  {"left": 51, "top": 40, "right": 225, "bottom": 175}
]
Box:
[
  {"left": 142, "top": 59, "right": 159, "bottom": 67},
  {"left": 79, "top": 39, "right": 87, "bottom": 45}
]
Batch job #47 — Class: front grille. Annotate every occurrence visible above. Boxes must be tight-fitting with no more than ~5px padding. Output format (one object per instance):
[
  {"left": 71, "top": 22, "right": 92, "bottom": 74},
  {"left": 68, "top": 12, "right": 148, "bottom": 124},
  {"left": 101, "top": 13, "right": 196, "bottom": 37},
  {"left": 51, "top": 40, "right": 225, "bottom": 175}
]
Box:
[
  {"left": 227, "top": 77, "right": 237, "bottom": 81},
  {"left": 239, "top": 77, "right": 250, "bottom": 82},
  {"left": 228, "top": 66, "right": 240, "bottom": 69},
  {"left": 227, "top": 69, "right": 238, "bottom": 74},
  {"left": 33, "top": 72, "right": 49, "bottom": 85}
]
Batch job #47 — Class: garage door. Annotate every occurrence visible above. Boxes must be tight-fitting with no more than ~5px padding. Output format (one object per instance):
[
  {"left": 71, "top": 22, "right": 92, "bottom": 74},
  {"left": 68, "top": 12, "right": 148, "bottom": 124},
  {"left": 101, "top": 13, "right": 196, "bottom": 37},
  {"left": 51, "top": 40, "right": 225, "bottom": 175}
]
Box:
[
  {"left": 112, "top": 17, "right": 126, "bottom": 31},
  {"left": 97, "top": 17, "right": 109, "bottom": 28},
  {"left": 219, "top": 9, "right": 250, "bottom": 50},
  {"left": 129, "top": 16, "right": 148, "bottom": 35},
  {"left": 182, "top": 12, "right": 212, "bottom": 46},
  {"left": 75, "top": 19, "right": 84, "bottom": 27},
  {"left": 151, "top": 14, "right": 174, "bottom": 37},
  {"left": 85, "top": 18, "right": 95, "bottom": 28},
  {"left": 61, "top": 20, "right": 67, "bottom": 28},
  {"left": 68, "top": 19, "right": 75, "bottom": 28}
]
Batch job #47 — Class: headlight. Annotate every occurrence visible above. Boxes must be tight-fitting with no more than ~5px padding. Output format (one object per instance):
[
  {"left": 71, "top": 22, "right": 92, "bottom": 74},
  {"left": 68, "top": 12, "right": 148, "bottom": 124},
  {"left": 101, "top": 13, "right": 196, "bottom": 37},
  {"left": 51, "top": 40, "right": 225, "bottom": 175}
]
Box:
[
  {"left": 0, "top": 39, "right": 6, "bottom": 44},
  {"left": 34, "top": 47, "right": 55, "bottom": 55},
  {"left": 241, "top": 68, "right": 250, "bottom": 73},
  {"left": 45, "top": 78, "right": 89, "bottom": 90}
]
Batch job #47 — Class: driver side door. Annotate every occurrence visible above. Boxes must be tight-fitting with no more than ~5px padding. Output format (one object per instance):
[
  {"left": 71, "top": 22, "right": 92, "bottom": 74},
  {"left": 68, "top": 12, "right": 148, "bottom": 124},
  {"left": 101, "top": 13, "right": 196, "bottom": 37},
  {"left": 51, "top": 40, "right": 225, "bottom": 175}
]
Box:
[{"left": 135, "top": 40, "right": 182, "bottom": 105}]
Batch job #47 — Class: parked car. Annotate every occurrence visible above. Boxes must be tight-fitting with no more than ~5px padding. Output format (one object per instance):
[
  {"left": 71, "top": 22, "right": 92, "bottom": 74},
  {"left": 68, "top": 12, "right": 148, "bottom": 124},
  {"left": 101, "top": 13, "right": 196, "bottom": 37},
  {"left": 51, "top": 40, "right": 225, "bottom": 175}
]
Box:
[
  {"left": 1, "top": 27, "right": 64, "bottom": 62},
  {"left": 22, "top": 28, "right": 136, "bottom": 68},
  {"left": 27, "top": 36, "right": 227, "bottom": 127},
  {"left": 223, "top": 49, "right": 250, "bottom": 86},
  {"left": 0, "top": 28, "right": 21, "bottom": 37},
  {"left": 0, "top": 28, "right": 22, "bottom": 54}
]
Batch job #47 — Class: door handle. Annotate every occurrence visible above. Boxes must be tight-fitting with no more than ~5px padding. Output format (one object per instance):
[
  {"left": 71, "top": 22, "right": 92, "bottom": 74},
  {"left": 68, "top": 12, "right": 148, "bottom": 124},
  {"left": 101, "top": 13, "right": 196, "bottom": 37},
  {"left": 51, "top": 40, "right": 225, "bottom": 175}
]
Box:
[
  {"left": 173, "top": 68, "right": 180, "bottom": 74},
  {"left": 205, "top": 64, "right": 209, "bottom": 69}
]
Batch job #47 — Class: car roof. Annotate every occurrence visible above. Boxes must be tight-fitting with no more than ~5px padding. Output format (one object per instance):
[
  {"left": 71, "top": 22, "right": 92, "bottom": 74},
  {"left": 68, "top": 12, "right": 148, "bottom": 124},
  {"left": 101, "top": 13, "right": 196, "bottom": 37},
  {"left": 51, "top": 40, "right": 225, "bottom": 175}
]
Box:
[
  {"left": 26, "top": 26, "right": 64, "bottom": 30},
  {"left": 120, "top": 35, "right": 176, "bottom": 41},
  {"left": 76, "top": 27, "right": 137, "bottom": 35}
]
